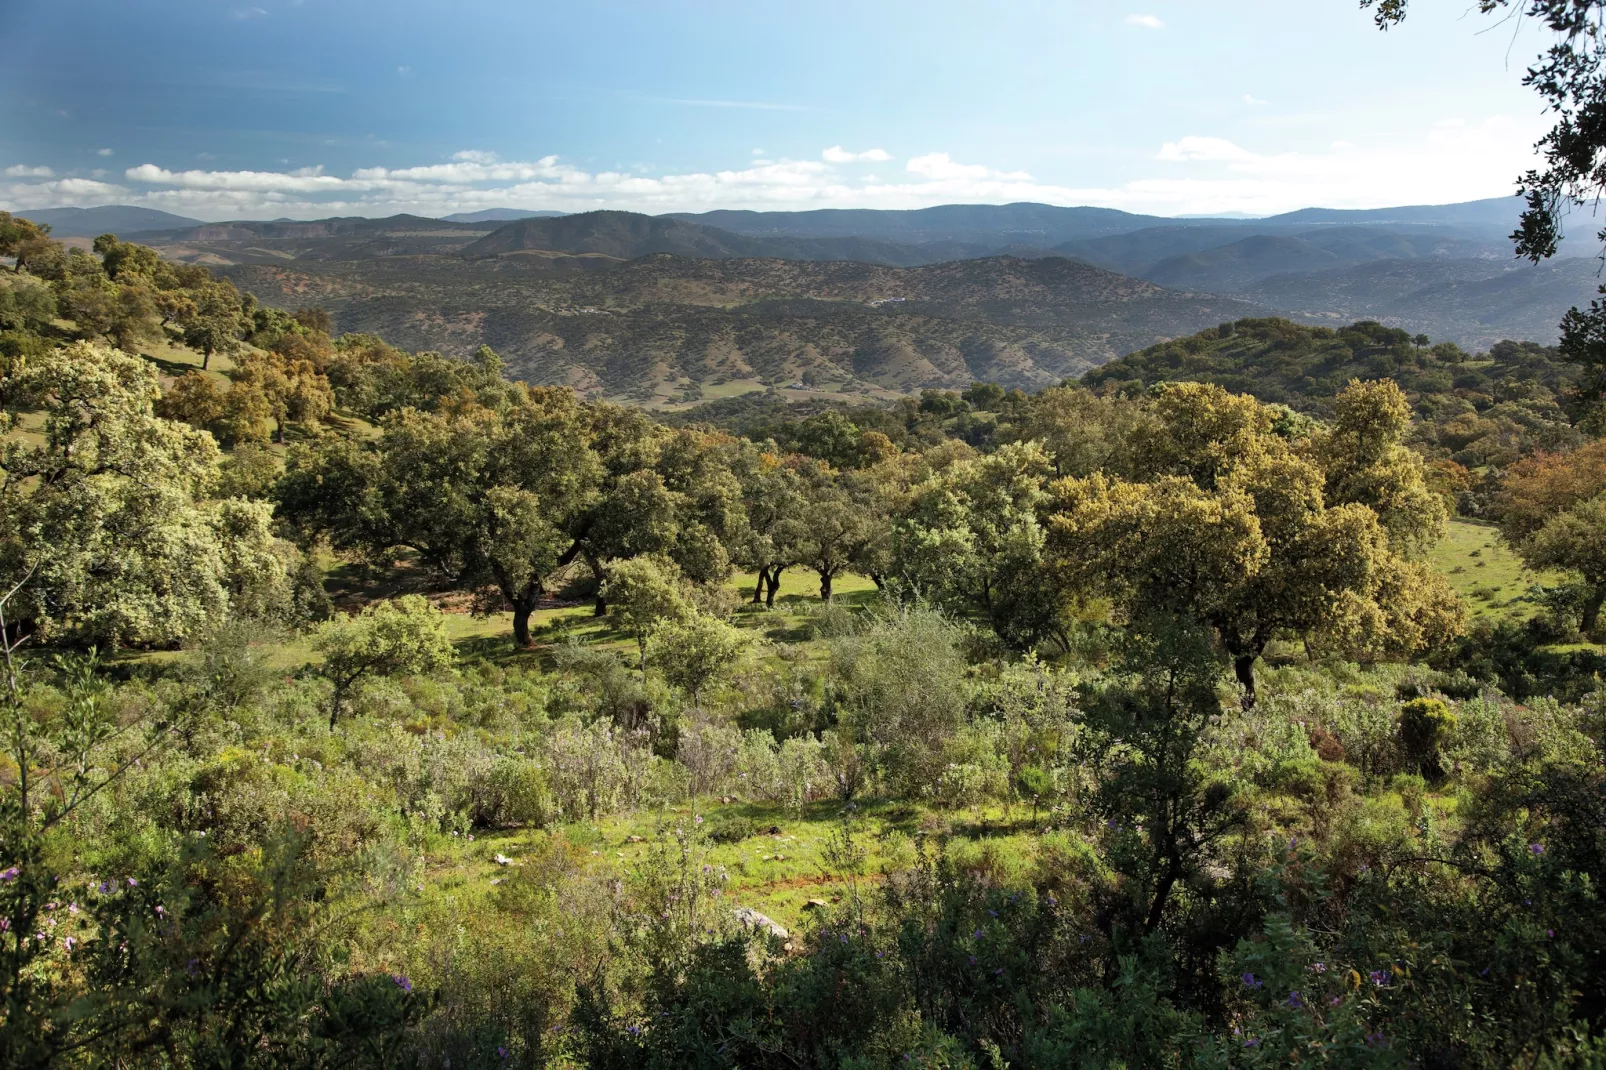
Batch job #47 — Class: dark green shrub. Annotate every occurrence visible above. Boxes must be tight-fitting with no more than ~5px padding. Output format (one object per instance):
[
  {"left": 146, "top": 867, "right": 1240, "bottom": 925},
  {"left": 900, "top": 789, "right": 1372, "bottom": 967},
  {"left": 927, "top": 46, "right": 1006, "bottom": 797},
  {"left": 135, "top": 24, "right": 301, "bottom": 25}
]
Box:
[
  {"left": 704, "top": 813, "right": 755, "bottom": 843},
  {"left": 1399, "top": 697, "right": 1457, "bottom": 778}
]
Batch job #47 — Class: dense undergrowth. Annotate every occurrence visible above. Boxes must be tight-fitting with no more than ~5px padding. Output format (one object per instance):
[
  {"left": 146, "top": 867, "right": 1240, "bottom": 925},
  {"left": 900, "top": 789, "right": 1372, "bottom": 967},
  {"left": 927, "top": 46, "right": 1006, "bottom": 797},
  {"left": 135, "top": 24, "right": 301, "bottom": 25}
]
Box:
[{"left": 4, "top": 219, "right": 1606, "bottom": 1066}]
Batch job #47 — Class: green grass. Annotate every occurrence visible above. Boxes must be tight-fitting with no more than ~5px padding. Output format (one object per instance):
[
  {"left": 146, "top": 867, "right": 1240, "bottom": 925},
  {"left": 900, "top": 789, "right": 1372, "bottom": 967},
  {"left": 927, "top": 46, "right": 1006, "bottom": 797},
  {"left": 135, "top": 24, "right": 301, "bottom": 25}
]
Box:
[
  {"left": 408, "top": 795, "right": 1045, "bottom": 932},
  {"left": 1428, "top": 518, "right": 1555, "bottom": 622}
]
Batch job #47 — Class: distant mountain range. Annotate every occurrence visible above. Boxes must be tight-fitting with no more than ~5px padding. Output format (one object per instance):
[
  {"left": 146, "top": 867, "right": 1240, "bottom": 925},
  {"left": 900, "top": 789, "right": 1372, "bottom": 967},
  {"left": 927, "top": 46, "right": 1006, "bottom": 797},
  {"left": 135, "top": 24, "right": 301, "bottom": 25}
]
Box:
[
  {"left": 16, "top": 195, "right": 1598, "bottom": 397},
  {"left": 441, "top": 208, "right": 567, "bottom": 223},
  {"left": 16, "top": 205, "right": 203, "bottom": 236}
]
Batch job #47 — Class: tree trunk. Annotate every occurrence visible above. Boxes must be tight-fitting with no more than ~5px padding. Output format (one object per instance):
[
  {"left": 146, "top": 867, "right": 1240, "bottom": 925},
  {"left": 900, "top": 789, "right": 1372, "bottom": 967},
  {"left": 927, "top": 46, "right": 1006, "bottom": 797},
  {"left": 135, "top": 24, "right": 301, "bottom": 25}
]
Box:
[
  {"left": 820, "top": 570, "right": 834, "bottom": 601},
  {"left": 1146, "top": 853, "right": 1181, "bottom": 932},
  {"left": 1233, "top": 654, "right": 1258, "bottom": 709},
  {"left": 586, "top": 551, "right": 607, "bottom": 616},
  {"left": 766, "top": 567, "right": 783, "bottom": 607},
  {"left": 751, "top": 565, "right": 770, "bottom": 604},
  {"left": 869, "top": 573, "right": 885, "bottom": 590},
  {"left": 512, "top": 604, "right": 533, "bottom": 648},
  {"left": 329, "top": 681, "right": 346, "bottom": 730},
  {"left": 201, "top": 348, "right": 212, "bottom": 372},
  {"left": 1583, "top": 583, "right": 1606, "bottom": 637}
]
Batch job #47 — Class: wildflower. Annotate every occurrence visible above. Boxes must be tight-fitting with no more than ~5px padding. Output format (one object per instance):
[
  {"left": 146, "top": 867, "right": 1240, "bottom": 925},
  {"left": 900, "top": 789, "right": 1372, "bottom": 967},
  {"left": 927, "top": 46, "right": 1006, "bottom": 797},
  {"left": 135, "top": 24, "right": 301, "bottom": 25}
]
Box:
[
  {"left": 1369, "top": 970, "right": 1390, "bottom": 986},
  {"left": 97, "top": 881, "right": 110, "bottom": 894},
  {"left": 186, "top": 958, "right": 199, "bottom": 976},
  {"left": 392, "top": 974, "right": 413, "bottom": 993},
  {"left": 1311, "top": 962, "right": 1326, "bottom": 973},
  {"left": 127, "top": 878, "right": 137, "bottom": 887},
  {"left": 1329, "top": 995, "right": 1341, "bottom": 1007},
  {"left": 1530, "top": 843, "right": 1545, "bottom": 855},
  {"left": 498, "top": 1047, "right": 508, "bottom": 1059},
  {"left": 0, "top": 919, "right": 7, "bottom": 932},
  {"left": 1241, "top": 972, "right": 1263, "bottom": 990},
  {"left": 0, "top": 867, "right": 17, "bottom": 882},
  {"left": 626, "top": 1025, "right": 641, "bottom": 1036},
  {"left": 1286, "top": 990, "right": 1303, "bottom": 1008},
  {"left": 1365, "top": 1032, "right": 1387, "bottom": 1047},
  {"left": 63, "top": 937, "right": 76, "bottom": 952},
  {"left": 1548, "top": 929, "right": 1555, "bottom": 938},
  {"left": 1244, "top": 1037, "right": 1260, "bottom": 1049},
  {"left": 154, "top": 905, "right": 166, "bottom": 917},
  {"left": 67, "top": 903, "right": 78, "bottom": 915},
  {"left": 695, "top": 815, "right": 703, "bottom": 825}
]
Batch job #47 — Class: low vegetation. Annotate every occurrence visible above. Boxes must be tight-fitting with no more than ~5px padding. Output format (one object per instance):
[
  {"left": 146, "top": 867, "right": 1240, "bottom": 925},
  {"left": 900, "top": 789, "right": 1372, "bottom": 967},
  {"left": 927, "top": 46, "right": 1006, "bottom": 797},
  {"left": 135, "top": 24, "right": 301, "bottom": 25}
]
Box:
[{"left": 3, "top": 220, "right": 1606, "bottom": 1066}]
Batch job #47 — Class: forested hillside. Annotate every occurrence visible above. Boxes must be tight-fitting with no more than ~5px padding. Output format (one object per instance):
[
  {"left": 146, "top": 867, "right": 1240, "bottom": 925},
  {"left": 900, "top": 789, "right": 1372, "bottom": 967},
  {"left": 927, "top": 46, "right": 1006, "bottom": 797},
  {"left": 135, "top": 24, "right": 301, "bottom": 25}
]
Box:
[
  {"left": 217, "top": 253, "right": 1259, "bottom": 401},
  {"left": 5, "top": 215, "right": 1606, "bottom": 1066}
]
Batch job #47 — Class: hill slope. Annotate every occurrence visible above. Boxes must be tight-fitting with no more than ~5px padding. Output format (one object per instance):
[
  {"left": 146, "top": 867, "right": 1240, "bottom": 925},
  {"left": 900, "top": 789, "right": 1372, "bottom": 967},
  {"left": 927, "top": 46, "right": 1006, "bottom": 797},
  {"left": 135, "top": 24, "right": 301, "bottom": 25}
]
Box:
[
  {"left": 223, "top": 253, "right": 1261, "bottom": 402},
  {"left": 1082, "top": 316, "right": 1580, "bottom": 418}
]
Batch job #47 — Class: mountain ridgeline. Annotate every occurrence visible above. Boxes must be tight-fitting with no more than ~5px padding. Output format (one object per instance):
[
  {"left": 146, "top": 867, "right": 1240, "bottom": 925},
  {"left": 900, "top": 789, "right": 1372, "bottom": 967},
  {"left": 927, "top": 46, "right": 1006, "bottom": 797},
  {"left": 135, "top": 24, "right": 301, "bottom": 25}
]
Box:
[{"left": 35, "top": 194, "right": 1606, "bottom": 401}]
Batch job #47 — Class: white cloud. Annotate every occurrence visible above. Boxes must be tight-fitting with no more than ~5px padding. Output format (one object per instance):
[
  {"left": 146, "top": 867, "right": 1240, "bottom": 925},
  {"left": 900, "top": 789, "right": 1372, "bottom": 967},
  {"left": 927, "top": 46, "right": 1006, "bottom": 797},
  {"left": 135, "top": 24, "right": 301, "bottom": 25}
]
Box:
[
  {"left": 822, "top": 146, "right": 892, "bottom": 163},
  {"left": 96, "top": 148, "right": 114, "bottom": 157},
  {"left": 1157, "top": 136, "right": 1256, "bottom": 162},
  {"left": 0, "top": 117, "right": 1544, "bottom": 221},
  {"left": 1126, "top": 14, "right": 1165, "bottom": 29},
  {"left": 1243, "top": 94, "right": 1268, "bottom": 106}
]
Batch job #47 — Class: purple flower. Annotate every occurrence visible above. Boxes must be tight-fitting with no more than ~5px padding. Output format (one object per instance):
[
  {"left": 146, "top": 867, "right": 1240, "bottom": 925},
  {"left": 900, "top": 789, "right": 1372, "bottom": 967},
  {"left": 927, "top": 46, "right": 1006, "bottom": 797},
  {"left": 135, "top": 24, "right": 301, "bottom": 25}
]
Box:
[
  {"left": 1369, "top": 970, "right": 1390, "bottom": 986},
  {"left": 186, "top": 958, "right": 199, "bottom": 976},
  {"left": 154, "top": 905, "right": 166, "bottom": 917},
  {"left": 1548, "top": 929, "right": 1555, "bottom": 938},
  {"left": 1286, "top": 990, "right": 1303, "bottom": 1008},
  {"left": 973, "top": 929, "right": 984, "bottom": 939},
  {"left": 97, "top": 881, "right": 110, "bottom": 894},
  {"left": 498, "top": 1047, "right": 508, "bottom": 1059},
  {"left": 126, "top": 878, "right": 137, "bottom": 887},
  {"left": 1365, "top": 1032, "right": 1387, "bottom": 1047},
  {"left": 392, "top": 974, "right": 412, "bottom": 993},
  {"left": 1311, "top": 962, "right": 1326, "bottom": 974},
  {"left": 0, "top": 867, "right": 18, "bottom": 882},
  {"left": 1530, "top": 843, "right": 1545, "bottom": 855},
  {"left": 626, "top": 1025, "right": 641, "bottom": 1036},
  {"left": 1241, "top": 971, "right": 1263, "bottom": 990},
  {"left": 63, "top": 937, "right": 76, "bottom": 951}
]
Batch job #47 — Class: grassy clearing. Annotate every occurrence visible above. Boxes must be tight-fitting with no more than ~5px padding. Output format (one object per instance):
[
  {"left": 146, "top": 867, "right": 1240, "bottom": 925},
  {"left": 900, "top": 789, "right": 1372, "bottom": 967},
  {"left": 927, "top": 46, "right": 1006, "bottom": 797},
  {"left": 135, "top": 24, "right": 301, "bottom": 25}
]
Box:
[
  {"left": 1427, "top": 518, "right": 1555, "bottom": 622},
  {"left": 402, "top": 796, "right": 1045, "bottom": 933}
]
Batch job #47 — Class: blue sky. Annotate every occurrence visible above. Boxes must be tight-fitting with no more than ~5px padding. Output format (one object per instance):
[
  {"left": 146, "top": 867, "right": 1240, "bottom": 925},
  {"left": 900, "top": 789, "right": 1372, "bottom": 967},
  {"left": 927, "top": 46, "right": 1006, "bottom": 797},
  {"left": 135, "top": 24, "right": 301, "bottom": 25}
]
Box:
[{"left": 0, "top": 0, "right": 1553, "bottom": 219}]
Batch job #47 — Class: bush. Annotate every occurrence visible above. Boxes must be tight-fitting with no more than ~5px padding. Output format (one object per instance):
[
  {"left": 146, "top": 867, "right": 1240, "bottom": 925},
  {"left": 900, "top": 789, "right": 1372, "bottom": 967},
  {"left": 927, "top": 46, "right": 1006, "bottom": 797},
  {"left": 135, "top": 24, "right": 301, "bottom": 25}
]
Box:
[
  {"left": 704, "top": 813, "right": 755, "bottom": 843},
  {"left": 1399, "top": 697, "right": 1457, "bottom": 778}
]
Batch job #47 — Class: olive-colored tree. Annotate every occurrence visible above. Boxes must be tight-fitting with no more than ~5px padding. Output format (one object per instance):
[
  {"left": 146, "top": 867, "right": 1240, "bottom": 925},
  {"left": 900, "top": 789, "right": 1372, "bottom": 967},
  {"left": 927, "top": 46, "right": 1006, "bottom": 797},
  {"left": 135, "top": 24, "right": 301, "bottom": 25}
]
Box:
[
  {"left": 1048, "top": 381, "right": 1461, "bottom": 705},
  {"left": 314, "top": 595, "right": 454, "bottom": 727},
  {"left": 0, "top": 342, "right": 253, "bottom": 646},
  {"left": 279, "top": 387, "right": 602, "bottom": 647}
]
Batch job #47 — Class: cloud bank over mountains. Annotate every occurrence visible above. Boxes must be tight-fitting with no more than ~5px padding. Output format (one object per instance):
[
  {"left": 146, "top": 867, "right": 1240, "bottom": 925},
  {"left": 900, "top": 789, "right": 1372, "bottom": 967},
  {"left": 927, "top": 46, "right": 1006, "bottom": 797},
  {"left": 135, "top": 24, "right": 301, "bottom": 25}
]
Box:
[{"left": 0, "top": 118, "right": 1543, "bottom": 222}]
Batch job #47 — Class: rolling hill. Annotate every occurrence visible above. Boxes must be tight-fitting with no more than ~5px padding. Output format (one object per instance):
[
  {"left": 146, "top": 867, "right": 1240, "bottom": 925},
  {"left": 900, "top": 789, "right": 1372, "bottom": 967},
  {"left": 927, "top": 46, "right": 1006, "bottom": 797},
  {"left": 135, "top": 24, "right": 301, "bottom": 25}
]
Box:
[
  {"left": 440, "top": 208, "right": 566, "bottom": 222},
  {"left": 221, "top": 252, "right": 1261, "bottom": 402}
]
